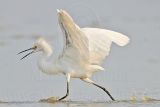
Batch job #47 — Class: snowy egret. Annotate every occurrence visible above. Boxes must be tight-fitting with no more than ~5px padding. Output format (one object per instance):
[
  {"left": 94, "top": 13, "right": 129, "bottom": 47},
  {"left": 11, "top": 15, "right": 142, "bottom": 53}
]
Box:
[{"left": 18, "top": 9, "right": 129, "bottom": 101}]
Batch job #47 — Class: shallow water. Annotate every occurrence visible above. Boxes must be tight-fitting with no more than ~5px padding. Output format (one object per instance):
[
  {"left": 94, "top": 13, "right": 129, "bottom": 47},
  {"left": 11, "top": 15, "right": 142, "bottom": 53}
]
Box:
[
  {"left": 1, "top": 101, "right": 160, "bottom": 107},
  {"left": 0, "top": 0, "right": 160, "bottom": 107}
]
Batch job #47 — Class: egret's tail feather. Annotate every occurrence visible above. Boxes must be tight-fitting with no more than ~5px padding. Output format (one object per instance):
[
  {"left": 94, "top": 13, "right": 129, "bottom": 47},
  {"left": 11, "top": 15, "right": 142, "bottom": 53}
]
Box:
[
  {"left": 109, "top": 31, "right": 130, "bottom": 46},
  {"left": 90, "top": 65, "right": 104, "bottom": 72}
]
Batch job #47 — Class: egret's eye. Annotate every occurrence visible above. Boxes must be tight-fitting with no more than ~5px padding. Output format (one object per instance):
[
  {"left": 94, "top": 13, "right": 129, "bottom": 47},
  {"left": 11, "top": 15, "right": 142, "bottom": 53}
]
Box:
[{"left": 33, "top": 46, "right": 37, "bottom": 49}]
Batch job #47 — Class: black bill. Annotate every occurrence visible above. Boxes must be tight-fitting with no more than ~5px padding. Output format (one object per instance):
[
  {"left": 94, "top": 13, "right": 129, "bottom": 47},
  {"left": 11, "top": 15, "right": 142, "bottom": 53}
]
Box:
[{"left": 18, "top": 46, "right": 36, "bottom": 60}]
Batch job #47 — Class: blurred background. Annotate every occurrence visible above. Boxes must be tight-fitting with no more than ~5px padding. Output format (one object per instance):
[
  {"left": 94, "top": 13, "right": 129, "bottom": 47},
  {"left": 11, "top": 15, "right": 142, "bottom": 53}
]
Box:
[{"left": 0, "top": 0, "right": 160, "bottom": 102}]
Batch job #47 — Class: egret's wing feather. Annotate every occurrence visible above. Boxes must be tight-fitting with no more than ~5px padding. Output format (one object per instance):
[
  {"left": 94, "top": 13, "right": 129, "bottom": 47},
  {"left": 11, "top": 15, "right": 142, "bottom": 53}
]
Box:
[
  {"left": 57, "top": 9, "right": 89, "bottom": 64},
  {"left": 57, "top": 9, "right": 129, "bottom": 67},
  {"left": 82, "top": 28, "right": 129, "bottom": 65}
]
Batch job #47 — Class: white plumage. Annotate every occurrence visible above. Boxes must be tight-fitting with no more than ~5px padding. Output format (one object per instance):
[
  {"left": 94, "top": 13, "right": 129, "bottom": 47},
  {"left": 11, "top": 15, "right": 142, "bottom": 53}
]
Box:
[
  {"left": 57, "top": 9, "right": 129, "bottom": 74},
  {"left": 18, "top": 9, "right": 129, "bottom": 101},
  {"left": 82, "top": 28, "right": 129, "bottom": 65}
]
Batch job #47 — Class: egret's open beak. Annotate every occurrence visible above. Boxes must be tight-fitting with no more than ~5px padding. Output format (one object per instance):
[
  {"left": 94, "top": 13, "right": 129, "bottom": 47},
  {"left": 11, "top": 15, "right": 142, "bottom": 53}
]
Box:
[{"left": 18, "top": 46, "right": 37, "bottom": 60}]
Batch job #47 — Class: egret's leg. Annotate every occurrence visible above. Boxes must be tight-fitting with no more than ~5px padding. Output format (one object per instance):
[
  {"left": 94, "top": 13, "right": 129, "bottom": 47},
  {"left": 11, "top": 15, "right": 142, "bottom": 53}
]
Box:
[
  {"left": 58, "top": 73, "right": 70, "bottom": 101},
  {"left": 81, "top": 78, "right": 115, "bottom": 101},
  {"left": 39, "top": 74, "right": 70, "bottom": 102}
]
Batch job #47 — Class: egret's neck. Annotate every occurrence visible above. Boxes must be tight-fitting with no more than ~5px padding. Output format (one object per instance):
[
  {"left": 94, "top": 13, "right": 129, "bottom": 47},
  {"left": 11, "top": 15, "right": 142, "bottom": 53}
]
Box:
[
  {"left": 42, "top": 44, "right": 53, "bottom": 57},
  {"left": 38, "top": 49, "right": 61, "bottom": 75},
  {"left": 38, "top": 43, "right": 62, "bottom": 75}
]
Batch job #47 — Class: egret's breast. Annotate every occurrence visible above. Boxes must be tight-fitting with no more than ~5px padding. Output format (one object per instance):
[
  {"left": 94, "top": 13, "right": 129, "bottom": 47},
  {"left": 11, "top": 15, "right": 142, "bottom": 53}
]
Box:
[{"left": 37, "top": 58, "right": 62, "bottom": 75}]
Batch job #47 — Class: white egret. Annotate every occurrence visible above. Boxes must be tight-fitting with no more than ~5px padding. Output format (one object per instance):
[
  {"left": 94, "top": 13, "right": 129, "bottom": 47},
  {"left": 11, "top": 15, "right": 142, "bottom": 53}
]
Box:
[{"left": 18, "top": 9, "right": 129, "bottom": 101}]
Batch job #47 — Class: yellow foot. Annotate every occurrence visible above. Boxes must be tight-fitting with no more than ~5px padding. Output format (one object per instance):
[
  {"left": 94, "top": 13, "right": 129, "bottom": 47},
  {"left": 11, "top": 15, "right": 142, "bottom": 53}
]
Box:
[{"left": 39, "top": 97, "right": 59, "bottom": 103}]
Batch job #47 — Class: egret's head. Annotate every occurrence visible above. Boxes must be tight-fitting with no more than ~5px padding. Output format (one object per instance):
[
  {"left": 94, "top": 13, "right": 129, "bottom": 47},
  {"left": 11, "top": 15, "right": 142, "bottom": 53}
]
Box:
[{"left": 18, "top": 37, "right": 53, "bottom": 60}]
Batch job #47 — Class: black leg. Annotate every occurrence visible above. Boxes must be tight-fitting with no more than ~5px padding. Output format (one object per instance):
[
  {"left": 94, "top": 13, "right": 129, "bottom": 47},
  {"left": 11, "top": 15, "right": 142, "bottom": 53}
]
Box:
[
  {"left": 58, "top": 80, "right": 69, "bottom": 101},
  {"left": 92, "top": 82, "right": 115, "bottom": 101}
]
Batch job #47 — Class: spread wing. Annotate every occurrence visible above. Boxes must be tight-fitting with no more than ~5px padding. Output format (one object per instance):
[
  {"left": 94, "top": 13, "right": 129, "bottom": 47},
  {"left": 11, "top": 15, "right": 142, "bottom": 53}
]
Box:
[
  {"left": 57, "top": 9, "right": 129, "bottom": 67},
  {"left": 82, "top": 28, "right": 130, "bottom": 65},
  {"left": 57, "top": 9, "right": 89, "bottom": 65}
]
